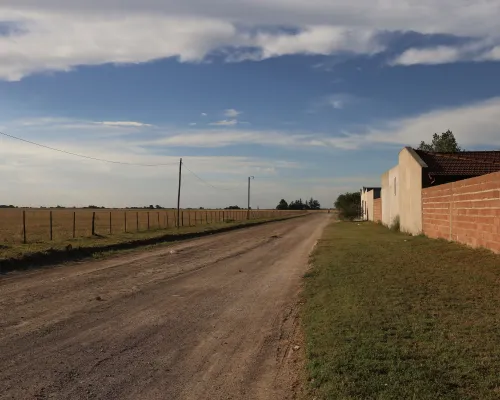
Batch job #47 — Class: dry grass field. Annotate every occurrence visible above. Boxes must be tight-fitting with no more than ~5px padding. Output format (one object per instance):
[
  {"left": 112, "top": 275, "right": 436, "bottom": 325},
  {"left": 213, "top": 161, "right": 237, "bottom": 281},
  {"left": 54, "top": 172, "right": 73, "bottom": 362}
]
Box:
[{"left": 0, "top": 208, "right": 298, "bottom": 244}]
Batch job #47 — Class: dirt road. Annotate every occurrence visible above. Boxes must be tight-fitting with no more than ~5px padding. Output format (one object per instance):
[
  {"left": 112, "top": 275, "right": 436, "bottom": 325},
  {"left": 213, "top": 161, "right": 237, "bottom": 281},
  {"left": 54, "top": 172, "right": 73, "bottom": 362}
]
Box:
[{"left": 0, "top": 214, "right": 329, "bottom": 400}]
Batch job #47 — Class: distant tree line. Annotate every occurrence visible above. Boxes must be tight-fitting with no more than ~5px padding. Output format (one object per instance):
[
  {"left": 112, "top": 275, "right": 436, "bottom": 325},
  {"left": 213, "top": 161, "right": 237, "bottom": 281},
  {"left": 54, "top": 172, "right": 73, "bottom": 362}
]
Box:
[{"left": 276, "top": 198, "right": 321, "bottom": 210}]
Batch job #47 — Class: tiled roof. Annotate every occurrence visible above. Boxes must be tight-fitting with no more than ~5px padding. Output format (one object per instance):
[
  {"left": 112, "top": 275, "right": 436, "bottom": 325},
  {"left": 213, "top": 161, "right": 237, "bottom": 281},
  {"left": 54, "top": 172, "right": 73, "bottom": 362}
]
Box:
[{"left": 414, "top": 149, "right": 500, "bottom": 176}]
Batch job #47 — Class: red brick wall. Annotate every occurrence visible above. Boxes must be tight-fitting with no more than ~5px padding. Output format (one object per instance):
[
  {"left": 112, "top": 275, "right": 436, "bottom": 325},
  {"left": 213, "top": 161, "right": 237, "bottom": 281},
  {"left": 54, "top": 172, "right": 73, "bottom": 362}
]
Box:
[
  {"left": 422, "top": 171, "right": 500, "bottom": 253},
  {"left": 373, "top": 198, "right": 382, "bottom": 222}
]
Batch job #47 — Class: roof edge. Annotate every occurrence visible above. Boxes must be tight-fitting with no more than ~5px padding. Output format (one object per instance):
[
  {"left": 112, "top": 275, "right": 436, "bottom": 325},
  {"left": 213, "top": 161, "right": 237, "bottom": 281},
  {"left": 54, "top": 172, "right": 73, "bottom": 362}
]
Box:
[{"left": 404, "top": 146, "right": 428, "bottom": 168}]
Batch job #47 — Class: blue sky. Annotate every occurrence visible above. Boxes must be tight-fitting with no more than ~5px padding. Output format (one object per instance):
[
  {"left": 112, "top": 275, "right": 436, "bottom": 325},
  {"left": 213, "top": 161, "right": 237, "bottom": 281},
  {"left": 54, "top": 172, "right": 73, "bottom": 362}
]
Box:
[{"left": 1, "top": 1, "right": 500, "bottom": 208}]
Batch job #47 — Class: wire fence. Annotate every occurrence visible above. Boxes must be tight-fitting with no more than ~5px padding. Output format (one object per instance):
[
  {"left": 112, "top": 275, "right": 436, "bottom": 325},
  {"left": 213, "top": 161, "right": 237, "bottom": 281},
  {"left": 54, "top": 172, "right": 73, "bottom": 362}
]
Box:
[{"left": 0, "top": 209, "right": 304, "bottom": 244}]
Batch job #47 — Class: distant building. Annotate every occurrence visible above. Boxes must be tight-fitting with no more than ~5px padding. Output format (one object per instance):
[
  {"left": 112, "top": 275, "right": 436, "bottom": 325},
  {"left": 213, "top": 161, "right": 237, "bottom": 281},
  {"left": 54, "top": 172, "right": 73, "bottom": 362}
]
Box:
[{"left": 360, "top": 186, "right": 381, "bottom": 221}]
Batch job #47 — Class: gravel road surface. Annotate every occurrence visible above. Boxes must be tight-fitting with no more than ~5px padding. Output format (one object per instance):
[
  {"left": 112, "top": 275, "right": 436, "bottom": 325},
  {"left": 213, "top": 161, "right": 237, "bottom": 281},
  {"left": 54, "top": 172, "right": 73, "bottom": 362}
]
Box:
[{"left": 0, "top": 214, "right": 329, "bottom": 400}]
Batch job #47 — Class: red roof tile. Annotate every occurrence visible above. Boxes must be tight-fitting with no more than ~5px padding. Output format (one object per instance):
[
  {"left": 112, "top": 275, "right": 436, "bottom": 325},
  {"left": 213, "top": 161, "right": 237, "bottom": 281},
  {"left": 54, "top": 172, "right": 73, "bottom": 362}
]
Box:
[{"left": 414, "top": 150, "right": 500, "bottom": 176}]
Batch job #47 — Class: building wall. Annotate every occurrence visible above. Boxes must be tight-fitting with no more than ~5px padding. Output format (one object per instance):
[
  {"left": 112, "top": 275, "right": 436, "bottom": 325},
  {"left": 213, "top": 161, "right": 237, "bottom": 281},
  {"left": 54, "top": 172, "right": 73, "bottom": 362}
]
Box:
[
  {"left": 366, "top": 190, "right": 375, "bottom": 221},
  {"left": 373, "top": 198, "right": 382, "bottom": 222},
  {"left": 398, "top": 148, "right": 424, "bottom": 235},
  {"left": 361, "top": 189, "right": 369, "bottom": 220},
  {"left": 422, "top": 171, "right": 500, "bottom": 253},
  {"left": 381, "top": 166, "right": 400, "bottom": 227}
]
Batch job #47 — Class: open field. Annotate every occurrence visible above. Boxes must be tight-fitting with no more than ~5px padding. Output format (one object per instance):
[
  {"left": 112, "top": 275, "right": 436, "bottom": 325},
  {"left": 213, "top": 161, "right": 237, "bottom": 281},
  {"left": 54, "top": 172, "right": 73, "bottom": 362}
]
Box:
[
  {"left": 0, "top": 212, "right": 308, "bottom": 267},
  {"left": 0, "top": 214, "right": 329, "bottom": 399},
  {"left": 0, "top": 208, "right": 300, "bottom": 244},
  {"left": 302, "top": 221, "right": 500, "bottom": 399}
]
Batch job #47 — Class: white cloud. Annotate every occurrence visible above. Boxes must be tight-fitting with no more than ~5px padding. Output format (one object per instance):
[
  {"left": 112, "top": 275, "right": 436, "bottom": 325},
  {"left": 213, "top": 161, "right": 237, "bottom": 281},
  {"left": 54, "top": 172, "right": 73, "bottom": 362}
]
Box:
[
  {"left": 1, "top": 0, "right": 499, "bottom": 80},
  {"left": 330, "top": 100, "right": 344, "bottom": 109},
  {"left": 336, "top": 97, "right": 500, "bottom": 149},
  {"left": 209, "top": 119, "right": 239, "bottom": 126},
  {"left": 201, "top": 113, "right": 208, "bottom": 117},
  {"left": 391, "top": 46, "right": 463, "bottom": 66},
  {"left": 153, "top": 129, "right": 313, "bottom": 148},
  {"left": 224, "top": 109, "right": 242, "bottom": 117},
  {"left": 390, "top": 38, "right": 500, "bottom": 66},
  {"left": 189, "top": 122, "right": 197, "bottom": 126},
  {"left": 100, "top": 121, "right": 152, "bottom": 128}
]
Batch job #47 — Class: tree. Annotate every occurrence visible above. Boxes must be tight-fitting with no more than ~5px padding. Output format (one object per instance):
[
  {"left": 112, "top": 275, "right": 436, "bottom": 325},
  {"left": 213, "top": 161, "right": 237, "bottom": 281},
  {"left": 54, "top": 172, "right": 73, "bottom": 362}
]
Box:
[
  {"left": 276, "top": 199, "right": 289, "bottom": 210},
  {"left": 334, "top": 191, "right": 361, "bottom": 221},
  {"left": 289, "top": 199, "right": 305, "bottom": 210},
  {"left": 225, "top": 205, "right": 241, "bottom": 210},
  {"left": 307, "top": 197, "right": 321, "bottom": 210},
  {"left": 418, "top": 130, "right": 462, "bottom": 152}
]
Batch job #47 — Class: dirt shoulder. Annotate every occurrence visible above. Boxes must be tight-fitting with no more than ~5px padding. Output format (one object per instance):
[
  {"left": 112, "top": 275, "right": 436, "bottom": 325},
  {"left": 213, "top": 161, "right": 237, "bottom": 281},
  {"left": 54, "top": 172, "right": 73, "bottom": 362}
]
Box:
[{"left": 0, "top": 214, "right": 330, "bottom": 400}]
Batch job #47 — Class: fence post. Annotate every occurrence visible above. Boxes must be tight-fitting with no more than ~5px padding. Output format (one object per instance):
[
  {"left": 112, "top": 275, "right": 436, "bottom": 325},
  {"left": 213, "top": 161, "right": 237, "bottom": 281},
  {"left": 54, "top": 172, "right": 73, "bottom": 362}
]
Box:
[
  {"left": 23, "top": 210, "right": 27, "bottom": 244},
  {"left": 91, "top": 211, "right": 96, "bottom": 236},
  {"left": 50, "top": 211, "right": 53, "bottom": 241},
  {"left": 136, "top": 212, "right": 139, "bottom": 232},
  {"left": 147, "top": 212, "right": 150, "bottom": 230},
  {"left": 189, "top": 212, "right": 191, "bottom": 226},
  {"left": 195, "top": 211, "right": 197, "bottom": 226},
  {"left": 166, "top": 213, "right": 169, "bottom": 228},
  {"left": 157, "top": 212, "right": 160, "bottom": 228},
  {"left": 182, "top": 211, "right": 184, "bottom": 226},
  {"left": 124, "top": 212, "right": 127, "bottom": 233},
  {"left": 73, "top": 211, "right": 76, "bottom": 238},
  {"left": 109, "top": 212, "right": 112, "bottom": 235}
]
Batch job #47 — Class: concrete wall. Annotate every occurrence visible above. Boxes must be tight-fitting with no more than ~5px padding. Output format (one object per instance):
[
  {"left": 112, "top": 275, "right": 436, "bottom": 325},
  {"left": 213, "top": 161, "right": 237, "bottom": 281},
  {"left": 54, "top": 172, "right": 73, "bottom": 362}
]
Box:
[
  {"left": 398, "top": 148, "right": 425, "bottom": 235},
  {"left": 422, "top": 171, "right": 500, "bottom": 253},
  {"left": 381, "top": 166, "right": 400, "bottom": 227},
  {"left": 366, "top": 190, "right": 375, "bottom": 221},
  {"left": 361, "top": 189, "right": 369, "bottom": 220},
  {"left": 373, "top": 198, "right": 382, "bottom": 222}
]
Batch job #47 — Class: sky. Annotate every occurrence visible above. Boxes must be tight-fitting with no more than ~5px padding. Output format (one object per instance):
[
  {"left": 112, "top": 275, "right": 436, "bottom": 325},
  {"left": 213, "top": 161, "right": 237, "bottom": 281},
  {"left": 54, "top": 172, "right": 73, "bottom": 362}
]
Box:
[{"left": 1, "top": 1, "right": 500, "bottom": 209}]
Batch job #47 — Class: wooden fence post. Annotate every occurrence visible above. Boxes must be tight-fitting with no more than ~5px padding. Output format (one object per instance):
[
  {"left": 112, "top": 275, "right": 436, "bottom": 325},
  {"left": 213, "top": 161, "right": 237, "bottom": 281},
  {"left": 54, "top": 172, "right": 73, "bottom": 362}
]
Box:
[
  {"left": 109, "top": 212, "right": 112, "bottom": 235},
  {"left": 157, "top": 212, "right": 160, "bottom": 228},
  {"left": 50, "top": 211, "right": 53, "bottom": 241},
  {"left": 91, "top": 211, "right": 96, "bottom": 236},
  {"left": 124, "top": 212, "right": 127, "bottom": 233},
  {"left": 23, "top": 210, "right": 27, "bottom": 244},
  {"left": 166, "top": 213, "right": 169, "bottom": 228},
  {"left": 189, "top": 212, "right": 191, "bottom": 226},
  {"left": 147, "top": 212, "right": 150, "bottom": 230},
  {"left": 182, "top": 211, "right": 184, "bottom": 227},
  {"left": 136, "top": 212, "right": 139, "bottom": 232},
  {"left": 73, "top": 211, "right": 76, "bottom": 238},
  {"left": 195, "top": 211, "right": 197, "bottom": 226}
]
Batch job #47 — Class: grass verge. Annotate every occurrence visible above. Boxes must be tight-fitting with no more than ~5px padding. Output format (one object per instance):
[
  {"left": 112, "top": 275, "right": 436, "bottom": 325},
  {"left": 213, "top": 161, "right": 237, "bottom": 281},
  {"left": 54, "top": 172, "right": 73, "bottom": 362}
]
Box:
[
  {"left": 302, "top": 221, "right": 500, "bottom": 400},
  {"left": 0, "top": 215, "right": 304, "bottom": 273}
]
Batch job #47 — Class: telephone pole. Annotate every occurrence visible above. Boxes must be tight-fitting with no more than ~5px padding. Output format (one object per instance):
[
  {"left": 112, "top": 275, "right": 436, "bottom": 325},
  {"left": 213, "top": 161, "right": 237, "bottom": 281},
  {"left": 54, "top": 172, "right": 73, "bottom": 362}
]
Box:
[
  {"left": 247, "top": 176, "right": 254, "bottom": 220},
  {"left": 177, "top": 158, "right": 182, "bottom": 228}
]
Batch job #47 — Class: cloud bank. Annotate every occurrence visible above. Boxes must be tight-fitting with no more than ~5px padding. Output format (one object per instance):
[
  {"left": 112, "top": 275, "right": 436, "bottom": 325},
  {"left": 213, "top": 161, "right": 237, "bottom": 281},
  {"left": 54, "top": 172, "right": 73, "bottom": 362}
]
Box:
[{"left": 0, "top": 0, "right": 499, "bottom": 80}]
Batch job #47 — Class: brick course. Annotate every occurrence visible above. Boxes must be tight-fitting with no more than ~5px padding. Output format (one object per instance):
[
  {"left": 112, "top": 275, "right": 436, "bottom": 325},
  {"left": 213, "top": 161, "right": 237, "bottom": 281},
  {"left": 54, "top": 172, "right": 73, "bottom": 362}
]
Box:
[{"left": 422, "top": 171, "right": 500, "bottom": 253}]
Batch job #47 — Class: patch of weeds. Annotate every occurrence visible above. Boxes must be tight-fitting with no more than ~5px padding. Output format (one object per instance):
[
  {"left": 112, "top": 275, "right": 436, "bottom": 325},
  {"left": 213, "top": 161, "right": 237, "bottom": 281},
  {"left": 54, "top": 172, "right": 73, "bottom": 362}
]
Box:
[{"left": 390, "top": 215, "right": 401, "bottom": 232}]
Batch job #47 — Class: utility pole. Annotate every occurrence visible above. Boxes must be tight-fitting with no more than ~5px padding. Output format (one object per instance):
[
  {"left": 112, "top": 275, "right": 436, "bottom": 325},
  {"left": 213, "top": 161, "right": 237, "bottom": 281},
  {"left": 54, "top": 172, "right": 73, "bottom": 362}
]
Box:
[
  {"left": 247, "top": 176, "right": 254, "bottom": 220},
  {"left": 177, "top": 158, "right": 182, "bottom": 228}
]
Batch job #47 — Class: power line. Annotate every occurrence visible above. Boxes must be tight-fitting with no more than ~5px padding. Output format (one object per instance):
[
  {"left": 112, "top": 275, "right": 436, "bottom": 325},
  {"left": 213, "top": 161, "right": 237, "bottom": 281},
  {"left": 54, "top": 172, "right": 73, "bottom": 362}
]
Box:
[
  {"left": 0, "top": 130, "right": 178, "bottom": 167},
  {"left": 182, "top": 162, "right": 243, "bottom": 191}
]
